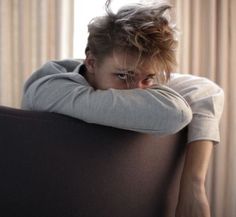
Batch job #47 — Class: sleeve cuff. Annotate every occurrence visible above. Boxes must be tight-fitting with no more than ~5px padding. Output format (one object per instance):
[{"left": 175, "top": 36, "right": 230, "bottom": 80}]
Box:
[{"left": 187, "top": 115, "right": 220, "bottom": 144}]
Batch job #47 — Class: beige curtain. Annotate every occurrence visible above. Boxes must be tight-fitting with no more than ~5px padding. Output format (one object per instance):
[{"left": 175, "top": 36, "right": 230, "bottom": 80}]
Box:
[
  {"left": 0, "top": 0, "right": 74, "bottom": 107},
  {"left": 170, "top": 0, "right": 236, "bottom": 216}
]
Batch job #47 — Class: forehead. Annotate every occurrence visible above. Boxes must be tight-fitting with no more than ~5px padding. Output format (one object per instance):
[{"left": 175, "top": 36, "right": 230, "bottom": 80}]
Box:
[{"left": 104, "top": 52, "right": 157, "bottom": 75}]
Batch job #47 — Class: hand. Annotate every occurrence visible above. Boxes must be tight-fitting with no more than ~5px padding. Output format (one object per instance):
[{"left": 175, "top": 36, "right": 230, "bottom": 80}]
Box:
[{"left": 175, "top": 179, "right": 211, "bottom": 217}]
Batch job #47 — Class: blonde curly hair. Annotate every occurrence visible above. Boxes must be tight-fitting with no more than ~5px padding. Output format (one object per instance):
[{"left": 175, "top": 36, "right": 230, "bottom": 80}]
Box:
[{"left": 86, "top": 0, "right": 178, "bottom": 83}]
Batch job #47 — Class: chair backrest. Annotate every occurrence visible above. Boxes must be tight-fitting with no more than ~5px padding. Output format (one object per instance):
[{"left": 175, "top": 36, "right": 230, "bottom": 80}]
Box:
[{"left": 0, "top": 105, "right": 187, "bottom": 217}]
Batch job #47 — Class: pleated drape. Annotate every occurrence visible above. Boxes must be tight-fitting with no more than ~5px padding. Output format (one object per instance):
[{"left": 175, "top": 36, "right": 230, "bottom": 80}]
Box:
[
  {"left": 171, "top": 0, "right": 236, "bottom": 216},
  {"left": 0, "top": 0, "right": 74, "bottom": 107}
]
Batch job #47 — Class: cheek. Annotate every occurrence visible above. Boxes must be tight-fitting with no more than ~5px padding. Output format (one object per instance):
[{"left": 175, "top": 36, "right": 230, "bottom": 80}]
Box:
[
  {"left": 105, "top": 78, "right": 127, "bottom": 89},
  {"left": 113, "top": 83, "right": 129, "bottom": 89},
  {"left": 93, "top": 73, "right": 116, "bottom": 90},
  {"left": 101, "top": 76, "right": 129, "bottom": 89}
]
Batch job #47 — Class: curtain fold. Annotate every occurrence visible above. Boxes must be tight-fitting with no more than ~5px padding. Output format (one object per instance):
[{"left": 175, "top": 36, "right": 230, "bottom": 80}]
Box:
[
  {"left": 0, "top": 0, "right": 74, "bottom": 107},
  {"left": 171, "top": 0, "right": 236, "bottom": 216}
]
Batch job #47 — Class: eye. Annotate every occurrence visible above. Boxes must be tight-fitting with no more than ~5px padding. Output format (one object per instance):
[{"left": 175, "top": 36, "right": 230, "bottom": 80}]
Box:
[
  {"left": 143, "top": 77, "right": 155, "bottom": 85},
  {"left": 117, "top": 73, "right": 128, "bottom": 80}
]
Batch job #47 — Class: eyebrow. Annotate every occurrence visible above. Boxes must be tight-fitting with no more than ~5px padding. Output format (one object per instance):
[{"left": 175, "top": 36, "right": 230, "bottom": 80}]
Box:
[
  {"left": 115, "top": 69, "right": 135, "bottom": 75},
  {"left": 115, "top": 68, "right": 156, "bottom": 78},
  {"left": 147, "top": 73, "right": 156, "bottom": 77},
  {"left": 115, "top": 68, "right": 132, "bottom": 72}
]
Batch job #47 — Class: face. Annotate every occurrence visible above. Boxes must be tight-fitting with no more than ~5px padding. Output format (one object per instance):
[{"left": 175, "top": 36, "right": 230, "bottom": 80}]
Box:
[{"left": 84, "top": 52, "right": 157, "bottom": 90}]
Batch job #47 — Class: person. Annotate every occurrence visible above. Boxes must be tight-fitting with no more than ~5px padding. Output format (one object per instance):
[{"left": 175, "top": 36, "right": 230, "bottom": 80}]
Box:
[{"left": 21, "top": 1, "right": 224, "bottom": 217}]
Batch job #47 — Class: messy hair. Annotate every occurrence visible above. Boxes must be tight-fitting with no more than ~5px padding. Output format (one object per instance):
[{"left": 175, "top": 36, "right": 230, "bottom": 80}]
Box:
[{"left": 86, "top": 0, "right": 178, "bottom": 83}]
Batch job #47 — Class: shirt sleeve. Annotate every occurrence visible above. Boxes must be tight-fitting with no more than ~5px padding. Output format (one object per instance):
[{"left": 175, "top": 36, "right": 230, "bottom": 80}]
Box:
[
  {"left": 167, "top": 73, "right": 224, "bottom": 143},
  {"left": 21, "top": 62, "right": 192, "bottom": 136}
]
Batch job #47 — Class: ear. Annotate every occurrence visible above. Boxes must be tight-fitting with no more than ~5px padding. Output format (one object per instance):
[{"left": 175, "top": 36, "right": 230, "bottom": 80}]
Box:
[{"left": 84, "top": 51, "right": 96, "bottom": 74}]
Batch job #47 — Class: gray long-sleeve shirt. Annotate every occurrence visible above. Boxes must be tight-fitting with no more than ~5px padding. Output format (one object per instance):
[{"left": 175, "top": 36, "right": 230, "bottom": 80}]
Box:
[{"left": 21, "top": 59, "right": 224, "bottom": 143}]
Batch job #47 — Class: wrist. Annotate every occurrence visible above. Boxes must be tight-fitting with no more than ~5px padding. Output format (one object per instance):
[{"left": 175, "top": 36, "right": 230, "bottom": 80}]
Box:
[
  {"left": 184, "top": 169, "right": 206, "bottom": 186},
  {"left": 179, "top": 174, "right": 206, "bottom": 199},
  {"left": 180, "top": 169, "right": 206, "bottom": 193}
]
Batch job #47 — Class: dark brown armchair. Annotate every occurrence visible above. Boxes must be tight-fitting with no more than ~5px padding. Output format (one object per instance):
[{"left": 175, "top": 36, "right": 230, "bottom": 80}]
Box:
[{"left": 0, "top": 105, "right": 187, "bottom": 217}]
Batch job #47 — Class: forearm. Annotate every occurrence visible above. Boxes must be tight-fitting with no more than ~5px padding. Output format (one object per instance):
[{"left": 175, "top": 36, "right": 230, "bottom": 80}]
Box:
[
  {"left": 176, "top": 140, "right": 213, "bottom": 217},
  {"left": 181, "top": 140, "right": 213, "bottom": 185}
]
